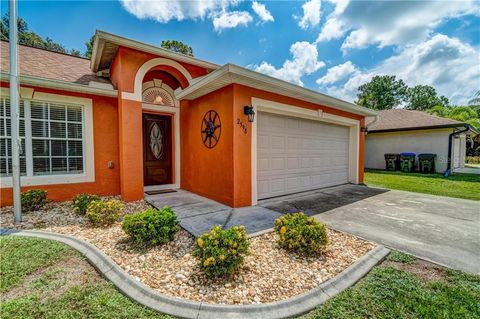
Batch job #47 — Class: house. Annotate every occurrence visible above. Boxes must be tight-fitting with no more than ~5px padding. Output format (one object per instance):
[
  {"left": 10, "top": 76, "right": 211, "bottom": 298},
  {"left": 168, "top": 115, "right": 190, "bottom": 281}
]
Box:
[
  {"left": 365, "top": 109, "right": 475, "bottom": 173},
  {"left": 0, "top": 31, "right": 377, "bottom": 208}
]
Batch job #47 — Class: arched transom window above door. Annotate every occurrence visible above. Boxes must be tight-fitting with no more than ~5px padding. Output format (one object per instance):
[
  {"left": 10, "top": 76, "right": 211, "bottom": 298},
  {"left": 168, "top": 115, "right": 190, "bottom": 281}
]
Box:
[{"left": 142, "top": 79, "right": 179, "bottom": 107}]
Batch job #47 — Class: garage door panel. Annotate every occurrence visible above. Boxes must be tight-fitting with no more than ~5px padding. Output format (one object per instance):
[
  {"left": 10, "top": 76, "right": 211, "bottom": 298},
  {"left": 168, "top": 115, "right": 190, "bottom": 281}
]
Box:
[{"left": 257, "top": 112, "right": 349, "bottom": 199}]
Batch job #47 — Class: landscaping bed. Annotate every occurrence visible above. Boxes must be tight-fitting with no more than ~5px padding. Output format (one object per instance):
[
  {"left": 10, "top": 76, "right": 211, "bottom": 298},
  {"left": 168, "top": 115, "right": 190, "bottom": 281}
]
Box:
[{"left": 0, "top": 199, "right": 376, "bottom": 305}]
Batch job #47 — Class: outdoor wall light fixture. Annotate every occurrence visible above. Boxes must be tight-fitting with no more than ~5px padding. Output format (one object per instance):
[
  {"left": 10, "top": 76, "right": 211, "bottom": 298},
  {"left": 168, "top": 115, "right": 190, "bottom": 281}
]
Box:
[
  {"left": 360, "top": 127, "right": 368, "bottom": 135},
  {"left": 244, "top": 105, "right": 255, "bottom": 122}
]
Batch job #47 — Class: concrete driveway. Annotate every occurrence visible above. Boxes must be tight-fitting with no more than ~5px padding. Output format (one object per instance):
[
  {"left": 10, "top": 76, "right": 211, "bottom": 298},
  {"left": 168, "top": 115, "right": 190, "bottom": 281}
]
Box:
[{"left": 261, "top": 185, "right": 480, "bottom": 273}]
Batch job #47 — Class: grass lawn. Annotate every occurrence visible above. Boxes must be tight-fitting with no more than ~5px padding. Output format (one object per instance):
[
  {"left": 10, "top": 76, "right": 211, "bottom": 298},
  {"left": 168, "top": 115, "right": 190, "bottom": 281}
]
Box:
[
  {"left": 302, "top": 251, "right": 480, "bottom": 319},
  {"left": 0, "top": 236, "right": 171, "bottom": 319},
  {"left": 2, "top": 236, "right": 479, "bottom": 319},
  {"left": 364, "top": 169, "right": 480, "bottom": 200}
]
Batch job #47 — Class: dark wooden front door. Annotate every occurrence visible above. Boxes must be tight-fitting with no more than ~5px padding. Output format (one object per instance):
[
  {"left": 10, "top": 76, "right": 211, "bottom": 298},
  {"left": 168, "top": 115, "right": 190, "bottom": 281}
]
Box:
[{"left": 143, "top": 114, "right": 173, "bottom": 186}]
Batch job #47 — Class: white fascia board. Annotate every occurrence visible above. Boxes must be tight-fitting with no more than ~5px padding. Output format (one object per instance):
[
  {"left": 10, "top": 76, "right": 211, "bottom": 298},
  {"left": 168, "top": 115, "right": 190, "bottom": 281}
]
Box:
[
  {"left": 176, "top": 64, "right": 378, "bottom": 117},
  {"left": 175, "top": 65, "right": 230, "bottom": 99},
  {"left": 0, "top": 72, "right": 118, "bottom": 97},
  {"left": 91, "top": 30, "right": 219, "bottom": 72}
]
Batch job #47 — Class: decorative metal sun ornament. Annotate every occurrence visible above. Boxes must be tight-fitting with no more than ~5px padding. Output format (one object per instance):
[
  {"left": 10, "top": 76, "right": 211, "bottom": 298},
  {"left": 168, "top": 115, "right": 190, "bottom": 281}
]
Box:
[
  {"left": 201, "top": 110, "right": 221, "bottom": 148},
  {"left": 149, "top": 122, "right": 164, "bottom": 159}
]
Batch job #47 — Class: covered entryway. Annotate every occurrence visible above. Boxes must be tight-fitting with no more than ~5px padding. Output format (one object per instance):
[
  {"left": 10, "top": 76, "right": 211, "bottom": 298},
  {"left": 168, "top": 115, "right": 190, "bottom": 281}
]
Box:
[{"left": 257, "top": 112, "right": 350, "bottom": 199}]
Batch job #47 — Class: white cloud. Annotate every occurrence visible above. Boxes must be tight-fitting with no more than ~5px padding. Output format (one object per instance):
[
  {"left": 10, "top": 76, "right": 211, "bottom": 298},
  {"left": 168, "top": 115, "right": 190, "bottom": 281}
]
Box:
[
  {"left": 213, "top": 11, "right": 253, "bottom": 31},
  {"left": 252, "top": 1, "right": 274, "bottom": 23},
  {"left": 316, "top": 0, "right": 478, "bottom": 50},
  {"left": 315, "top": 17, "right": 345, "bottom": 42},
  {"left": 121, "top": 0, "right": 258, "bottom": 32},
  {"left": 316, "top": 61, "right": 358, "bottom": 85},
  {"left": 323, "top": 34, "right": 480, "bottom": 105},
  {"left": 254, "top": 41, "right": 325, "bottom": 86},
  {"left": 298, "top": 0, "right": 321, "bottom": 29},
  {"left": 120, "top": 0, "right": 238, "bottom": 22}
]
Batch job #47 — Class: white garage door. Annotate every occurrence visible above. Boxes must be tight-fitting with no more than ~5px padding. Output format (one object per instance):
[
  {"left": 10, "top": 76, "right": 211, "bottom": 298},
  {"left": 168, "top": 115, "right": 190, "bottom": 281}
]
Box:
[{"left": 257, "top": 112, "right": 350, "bottom": 199}]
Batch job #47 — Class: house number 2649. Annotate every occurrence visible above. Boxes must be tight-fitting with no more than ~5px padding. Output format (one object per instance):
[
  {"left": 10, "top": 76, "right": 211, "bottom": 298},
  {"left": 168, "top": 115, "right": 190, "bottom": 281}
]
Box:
[{"left": 236, "top": 118, "right": 247, "bottom": 134}]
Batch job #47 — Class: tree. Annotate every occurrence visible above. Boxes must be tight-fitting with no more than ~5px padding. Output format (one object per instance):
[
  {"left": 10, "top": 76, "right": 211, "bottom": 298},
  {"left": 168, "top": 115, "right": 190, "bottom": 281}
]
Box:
[
  {"left": 468, "top": 90, "right": 480, "bottom": 107},
  {"left": 1, "top": 13, "right": 83, "bottom": 56},
  {"left": 427, "top": 105, "right": 480, "bottom": 131},
  {"left": 405, "top": 85, "right": 449, "bottom": 110},
  {"left": 356, "top": 75, "right": 408, "bottom": 110},
  {"left": 160, "top": 40, "right": 193, "bottom": 56},
  {"left": 43, "top": 37, "right": 67, "bottom": 53},
  {"left": 84, "top": 35, "right": 94, "bottom": 58},
  {"left": 70, "top": 49, "right": 81, "bottom": 57}
]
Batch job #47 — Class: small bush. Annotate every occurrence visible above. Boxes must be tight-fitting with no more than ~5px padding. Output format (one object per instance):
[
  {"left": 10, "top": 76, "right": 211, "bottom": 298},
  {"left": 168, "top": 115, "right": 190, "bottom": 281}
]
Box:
[
  {"left": 193, "top": 225, "right": 249, "bottom": 277},
  {"left": 72, "top": 194, "right": 100, "bottom": 215},
  {"left": 85, "top": 200, "right": 124, "bottom": 226},
  {"left": 21, "top": 189, "right": 49, "bottom": 212},
  {"left": 386, "top": 251, "right": 416, "bottom": 264},
  {"left": 122, "top": 206, "right": 179, "bottom": 245},
  {"left": 274, "top": 212, "right": 328, "bottom": 255}
]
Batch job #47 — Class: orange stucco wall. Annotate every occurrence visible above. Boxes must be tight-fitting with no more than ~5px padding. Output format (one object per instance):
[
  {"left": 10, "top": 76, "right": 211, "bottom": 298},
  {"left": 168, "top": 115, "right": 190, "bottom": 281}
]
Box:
[
  {"left": 110, "top": 47, "right": 208, "bottom": 92},
  {"left": 233, "top": 84, "right": 366, "bottom": 203},
  {"left": 109, "top": 46, "right": 211, "bottom": 202},
  {"left": 0, "top": 84, "right": 120, "bottom": 207},
  {"left": 117, "top": 98, "right": 144, "bottom": 201},
  {"left": 180, "top": 83, "right": 366, "bottom": 208},
  {"left": 1, "top": 47, "right": 366, "bottom": 208},
  {"left": 180, "top": 85, "right": 236, "bottom": 206}
]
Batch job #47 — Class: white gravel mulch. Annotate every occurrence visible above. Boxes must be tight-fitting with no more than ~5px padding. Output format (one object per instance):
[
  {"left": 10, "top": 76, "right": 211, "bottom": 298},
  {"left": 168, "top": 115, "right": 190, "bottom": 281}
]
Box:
[{"left": 0, "top": 199, "right": 376, "bottom": 305}]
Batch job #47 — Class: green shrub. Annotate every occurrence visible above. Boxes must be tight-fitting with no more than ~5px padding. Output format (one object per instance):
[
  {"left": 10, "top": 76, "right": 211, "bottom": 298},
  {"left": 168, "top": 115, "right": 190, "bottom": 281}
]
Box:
[
  {"left": 122, "top": 206, "right": 179, "bottom": 245},
  {"left": 20, "top": 189, "right": 49, "bottom": 212},
  {"left": 193, "top": 225, "right": 249, "bottom": 277},
  {"left": 466, "top": 156, "right": 480, "bottom": 164},
  {"left": 85, "top": 200, "right": 124, "bottom": 226},
  {"left": 72, "top": 194, "right": 101, "bottom": 215},
  {"left": 274, "top": 212, "right": 328, "bottom": 255},
  {"left": 386, "top": 251, "right": 416, "bottom": 264}
]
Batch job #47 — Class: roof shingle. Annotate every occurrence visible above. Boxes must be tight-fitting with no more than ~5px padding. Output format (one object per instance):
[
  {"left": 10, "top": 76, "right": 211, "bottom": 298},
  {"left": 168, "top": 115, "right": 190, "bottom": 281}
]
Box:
[
  {"left": 1, "top": 41, "right": 110, "bottom": 86},
  {"left": 369, "top": 109, "right": 463, "bottom": 132}
]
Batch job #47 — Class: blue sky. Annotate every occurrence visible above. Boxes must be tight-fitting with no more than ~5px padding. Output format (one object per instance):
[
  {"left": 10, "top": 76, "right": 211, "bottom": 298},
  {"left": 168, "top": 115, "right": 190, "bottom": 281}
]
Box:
[{"left": 2, "top": 0, "right": 480, "bottom": 104}]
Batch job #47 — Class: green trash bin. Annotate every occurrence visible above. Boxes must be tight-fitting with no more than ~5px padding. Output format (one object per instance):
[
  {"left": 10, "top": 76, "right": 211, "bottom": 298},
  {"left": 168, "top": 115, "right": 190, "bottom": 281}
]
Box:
[
  {"left": 384, "top": 153, "right": 399, "bottom": 171},
  {"left": 399, "top": 153, "right": 416, "bottom": 172},
  {"left": 418, "top": 153, "right": 436, "bottom": 173}
]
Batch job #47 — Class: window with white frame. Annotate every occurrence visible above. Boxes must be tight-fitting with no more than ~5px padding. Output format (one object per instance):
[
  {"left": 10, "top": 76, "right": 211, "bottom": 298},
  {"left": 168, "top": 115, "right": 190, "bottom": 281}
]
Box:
[{"left": 0, "top": 97, "right": 85, "bottom": 177}]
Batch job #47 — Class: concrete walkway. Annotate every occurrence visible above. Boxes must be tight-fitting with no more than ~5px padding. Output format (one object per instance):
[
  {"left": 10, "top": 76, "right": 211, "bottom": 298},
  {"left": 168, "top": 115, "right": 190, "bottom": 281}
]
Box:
[
  {"left": 145, "top": 190, "right": 282, "bottom": 237},
  {"left": 147, "top": 185, "right": 479, "bottom": 273},
  {"left": 263, "top": 186, "right": 479, "bottom": 273}
]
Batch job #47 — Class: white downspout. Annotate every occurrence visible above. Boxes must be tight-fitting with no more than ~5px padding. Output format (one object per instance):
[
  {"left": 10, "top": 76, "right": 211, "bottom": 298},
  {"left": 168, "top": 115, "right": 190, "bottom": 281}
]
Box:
[{"left": 364, "top": 115, "right": 379, "bottom": 131}]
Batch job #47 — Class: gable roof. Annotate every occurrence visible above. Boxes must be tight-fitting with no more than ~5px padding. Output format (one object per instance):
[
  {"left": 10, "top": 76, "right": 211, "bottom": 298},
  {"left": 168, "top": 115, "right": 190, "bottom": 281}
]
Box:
[
  {"left": 176, "top": 64, "right": 378, "bottom": 117},
  {"left": 0, "top": 41, "right": 110, "bottom": 86},
  {"left": 91, "top": 30, "right": 219, "bottom": 73},
  {"left": 368, "top": 109, "right": 465, "bottom": 132}
]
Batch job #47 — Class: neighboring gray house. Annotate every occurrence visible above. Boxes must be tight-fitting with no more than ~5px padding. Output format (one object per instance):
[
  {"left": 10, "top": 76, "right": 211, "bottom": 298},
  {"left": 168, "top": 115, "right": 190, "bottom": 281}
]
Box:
[{"left": 365, "top": 109, "right": 475, "bottom": 173}]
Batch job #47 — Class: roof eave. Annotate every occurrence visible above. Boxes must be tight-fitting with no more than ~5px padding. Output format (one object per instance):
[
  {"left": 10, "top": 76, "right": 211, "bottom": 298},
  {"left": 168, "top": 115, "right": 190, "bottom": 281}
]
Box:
[
  {"left": 0, "top": 72, "right": 118, "bottom": 97},
  {"left": 91, "top": 30, "right": 220, "bottom": 73},
  {"left": 368, "top": 123, "right": 470, "bottom": 134},
  {"left": 176, "top": 64, "right": 378, "bottom": 117}
]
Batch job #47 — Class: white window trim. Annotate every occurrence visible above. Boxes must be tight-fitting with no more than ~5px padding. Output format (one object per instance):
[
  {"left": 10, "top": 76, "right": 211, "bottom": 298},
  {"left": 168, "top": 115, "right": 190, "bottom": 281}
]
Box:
[
  {"left": 142, "top": 103, "right": 180, "bottom": 190},
  {"left": 250, "top": 97, "right": 360, "bottom": 205},
  {"left": 1, "top": 88, "right": 95, "bottom": 187}
]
